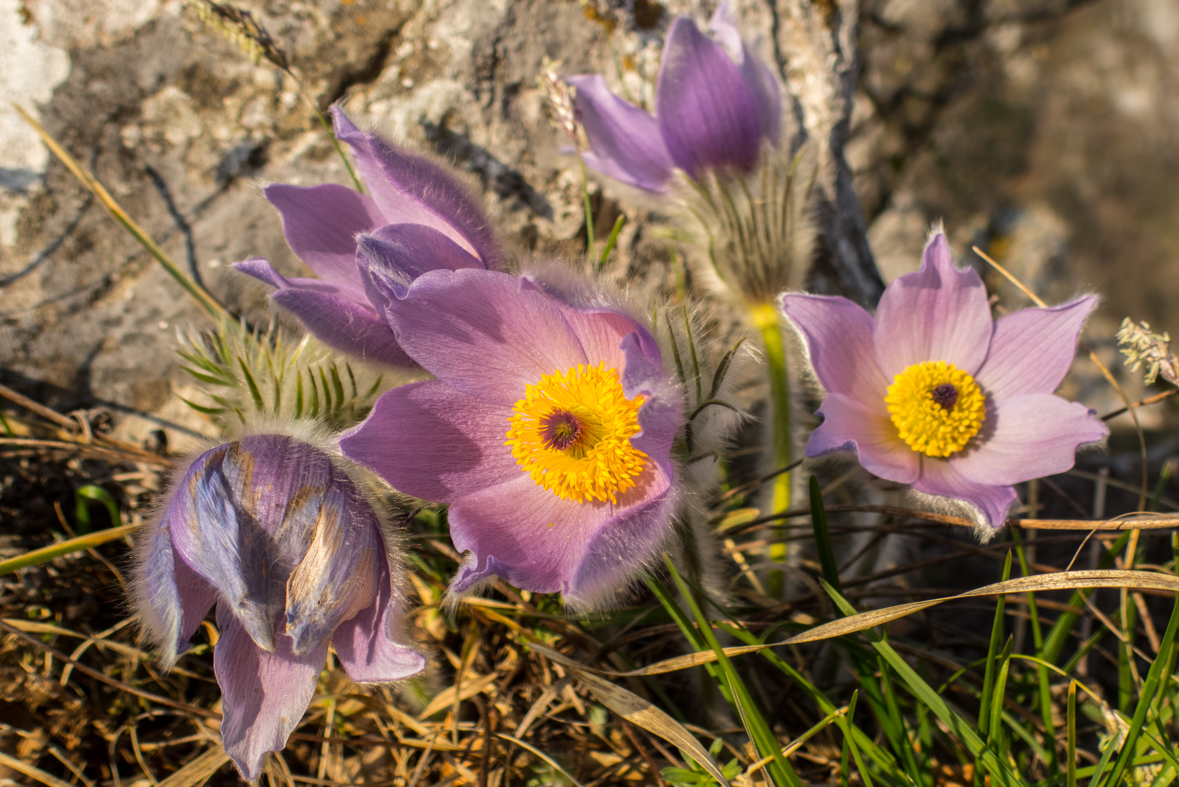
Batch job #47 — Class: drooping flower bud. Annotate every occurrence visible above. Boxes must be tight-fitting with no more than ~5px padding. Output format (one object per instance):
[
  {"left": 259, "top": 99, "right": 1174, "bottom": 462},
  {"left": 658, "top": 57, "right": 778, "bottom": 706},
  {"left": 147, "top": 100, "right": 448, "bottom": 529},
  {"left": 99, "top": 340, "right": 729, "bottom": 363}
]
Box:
[{"left": 132, "top": 430, "right": 424, "bottom": 780}]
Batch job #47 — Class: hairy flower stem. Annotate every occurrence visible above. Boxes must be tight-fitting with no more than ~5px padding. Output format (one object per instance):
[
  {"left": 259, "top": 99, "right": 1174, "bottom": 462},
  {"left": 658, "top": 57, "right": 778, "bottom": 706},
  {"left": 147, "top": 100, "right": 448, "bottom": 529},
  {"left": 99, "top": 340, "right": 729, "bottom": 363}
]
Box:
[{"left": 752, "top": 303, "right": 792, "bottom": 598}]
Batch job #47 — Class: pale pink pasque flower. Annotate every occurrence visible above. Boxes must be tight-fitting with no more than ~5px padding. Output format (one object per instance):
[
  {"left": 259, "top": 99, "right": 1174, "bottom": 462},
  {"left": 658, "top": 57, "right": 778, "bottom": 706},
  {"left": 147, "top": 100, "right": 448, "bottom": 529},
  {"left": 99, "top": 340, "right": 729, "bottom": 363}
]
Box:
[
  {"left": 779, "top": 232, "right": 1107, "bottom": 531},
  {"left": 236, "top": 107, "right": 501, "bottom": 367},
  {"left": 340, "top": 268, "right": 683, "bottom": 609},
  {"left": 133, "top": 432, "right": 424, "bottom": 779},
  {"left": 567, "top": 0, "right": 780, "bottom": 191}
]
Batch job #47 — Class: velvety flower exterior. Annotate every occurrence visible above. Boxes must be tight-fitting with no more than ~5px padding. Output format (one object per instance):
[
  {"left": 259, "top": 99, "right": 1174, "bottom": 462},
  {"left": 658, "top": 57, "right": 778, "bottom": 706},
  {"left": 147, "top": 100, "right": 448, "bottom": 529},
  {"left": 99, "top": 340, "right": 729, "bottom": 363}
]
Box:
[
  {"left": 340, "top": 268, "right": 683, "bottom": 608},
  {"left": 779, "top": 232, "right": 1108, "bottom": 530},
  {"left": 133, "top": 433, "right": 425, "bottom": 779},
  {"left": 236, "top": 107, "right": 501, "bottom": 367},
  {"left": 567, "top": 0, "right": 780, "bottom": 191}
]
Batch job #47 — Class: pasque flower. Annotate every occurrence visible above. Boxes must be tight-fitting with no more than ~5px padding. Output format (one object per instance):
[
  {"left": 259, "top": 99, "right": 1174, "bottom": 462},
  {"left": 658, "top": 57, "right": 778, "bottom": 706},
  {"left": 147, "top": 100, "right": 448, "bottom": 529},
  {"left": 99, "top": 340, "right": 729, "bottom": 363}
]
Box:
[
  {"left": 340, "top": 268, "right": 683, "bottom": 608},
  {"left": 780, "top": 232, "right": 1107, "bottom": 531},
  {"left": 133, "top": 431, "right": 424, "bottom": 779},
  {"left": 236, "top": 107, "right": 501, "bottom": 367},
  {"left": 567, "top": 0, "right": 780, "bottom": 191}
]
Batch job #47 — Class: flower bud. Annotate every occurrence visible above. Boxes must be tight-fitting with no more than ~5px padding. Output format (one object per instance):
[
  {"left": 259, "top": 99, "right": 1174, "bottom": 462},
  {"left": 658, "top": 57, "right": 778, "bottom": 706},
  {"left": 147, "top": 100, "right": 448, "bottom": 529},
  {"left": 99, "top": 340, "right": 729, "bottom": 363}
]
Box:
[{"left": 132, "top": 431, "right": 424, "bottom": 780}]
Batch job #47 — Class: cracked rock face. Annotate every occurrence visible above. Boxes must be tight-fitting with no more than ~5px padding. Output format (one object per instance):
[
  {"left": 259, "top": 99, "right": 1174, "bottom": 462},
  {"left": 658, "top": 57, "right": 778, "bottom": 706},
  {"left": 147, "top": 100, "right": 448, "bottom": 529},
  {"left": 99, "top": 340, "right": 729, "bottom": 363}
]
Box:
[{"left": 1, "top": 0, "right": 1177, "bottom": 445}]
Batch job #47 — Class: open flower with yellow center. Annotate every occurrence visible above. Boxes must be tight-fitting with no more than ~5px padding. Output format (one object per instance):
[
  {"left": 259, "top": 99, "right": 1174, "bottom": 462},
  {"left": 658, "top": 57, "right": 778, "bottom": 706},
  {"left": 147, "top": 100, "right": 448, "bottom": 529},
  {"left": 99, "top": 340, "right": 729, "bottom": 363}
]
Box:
[
  {"left": 340, "top": 268, "right": 682, "bottom": 608},
  {"left": 779, "top": 231, "right": 1107, "bottom": 531}
]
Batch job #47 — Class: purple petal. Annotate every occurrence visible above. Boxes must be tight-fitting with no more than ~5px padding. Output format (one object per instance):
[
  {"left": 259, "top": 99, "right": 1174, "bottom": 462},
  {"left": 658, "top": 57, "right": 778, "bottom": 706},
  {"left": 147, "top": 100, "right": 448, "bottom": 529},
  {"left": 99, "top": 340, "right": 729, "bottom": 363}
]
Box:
[
  {"left": 707, "top": 1, "right": 781, "bottom": 144},
  {"left": 975, "top": 297, "right": 1097, "bottom": 399},
  {"left": 265, "top": 183, "right": 385, "bottom": 290},
  {"left": 384, "top": 269, "right": 587, "bottom": 404},
  {"left": 913, "top": 459, "right": 1018, "bottom": 529},
  {"left": 948, "top": 394, "right": 1108, "bottom": 486},
  {"left": 566, "top": 75, "right": 674, "bottom": 191},
  {"left": 619, "top": 332, "right": 680, "bottom": 481},
  {"left": 566, "top": 486, "right": 676, "bottom": 609},
  {"left": 167, "top": 444, "right": 284, "bottom": 651},
  {"left": 655, "top": 16, "right": 761, "bottom": 177},
  {"left": 134, "top": 517, "right": 216, "bottom": 667},
  {"left": 780, "top": 293, "right": 888, "bottom": 408},
  {"left": 807, "top": 393, "right": 919, "bottom": 484},
  {"left": 268, "top": 287, "right": 415, "bottom": 368},
  {"left": 235, "top": 257, "right": 369, "bottom": 305},
  {"left": 873, "top": 233, "right": 993, "bottom": 378},
  {"left": 449, "top": 463, "right": 671, "bottom": 596},
  {"left": 215, "top": 607, "right": 326, "bottom": 781},
  {"left": 333, "top": 551, "right": 426, "bottom": 683},
  {"left": 356, "top": 223, "right": 485, "bottom": 318},
  {"left": 331, "top": 107, "right": 502, "bottom": 269},
  {"left": 284, "top": 467, "right": 383, "bottom": 656},
  {"left": 340, "top": 381, "right": 519, "bottom": 503}
]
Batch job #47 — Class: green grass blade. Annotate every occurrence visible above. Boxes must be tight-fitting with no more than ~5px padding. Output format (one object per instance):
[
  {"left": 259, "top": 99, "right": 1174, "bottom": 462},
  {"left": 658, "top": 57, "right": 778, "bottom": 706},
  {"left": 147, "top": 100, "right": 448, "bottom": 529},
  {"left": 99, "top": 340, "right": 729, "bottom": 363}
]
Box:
[
  {"left": 598, "top": 213, "right": 625, "bottom": 269},
  {"left": 809, "top": 476, "right": 841, "bottom": 593},
  {"left": 987, "top": 636, "right": 1014, "bottom": 746},
  {"left": 980, "top": 552, "right": 1013, "bottom": 738},
  {"left": 665, "top": 558, "right": 803, "bottom": 787},
  {"left": 74, "top": 484, "right": 121, "bottom": 535},
  {"left": 822, "top": 580, "right": 1031, "bottom": 787},
  {"left": 1102, "top": 593, "right": 1179, "bottom": 784}
]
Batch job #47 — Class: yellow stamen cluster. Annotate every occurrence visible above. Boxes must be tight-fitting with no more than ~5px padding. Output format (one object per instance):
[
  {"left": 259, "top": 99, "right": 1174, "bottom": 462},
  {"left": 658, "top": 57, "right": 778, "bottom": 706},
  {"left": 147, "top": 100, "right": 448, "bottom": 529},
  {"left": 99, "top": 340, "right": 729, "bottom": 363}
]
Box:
[
  {"left": 885, "top": 360, "right": 986, "bottom": 458},
  {"left": 505, "top": 363, "right": 647, "bottom": 504}
]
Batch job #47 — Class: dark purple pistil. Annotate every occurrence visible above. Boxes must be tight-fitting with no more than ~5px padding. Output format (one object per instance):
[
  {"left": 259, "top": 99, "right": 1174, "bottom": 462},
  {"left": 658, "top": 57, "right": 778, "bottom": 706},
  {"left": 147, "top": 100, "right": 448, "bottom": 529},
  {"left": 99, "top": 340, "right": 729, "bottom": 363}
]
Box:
[
  {"left": 540, "top": 410, "right": 582, "bottom": 451},
  {"left": 931, "top": 383, "right": 959, "bottom": 411}
]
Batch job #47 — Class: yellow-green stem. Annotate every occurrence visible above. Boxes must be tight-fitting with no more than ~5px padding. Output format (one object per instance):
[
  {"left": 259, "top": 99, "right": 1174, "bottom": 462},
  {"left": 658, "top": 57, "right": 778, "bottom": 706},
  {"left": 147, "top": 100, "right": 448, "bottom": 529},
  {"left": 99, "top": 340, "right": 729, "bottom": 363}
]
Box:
[{"left": 752, "top": 303, "right": 792, "bottom": 598}]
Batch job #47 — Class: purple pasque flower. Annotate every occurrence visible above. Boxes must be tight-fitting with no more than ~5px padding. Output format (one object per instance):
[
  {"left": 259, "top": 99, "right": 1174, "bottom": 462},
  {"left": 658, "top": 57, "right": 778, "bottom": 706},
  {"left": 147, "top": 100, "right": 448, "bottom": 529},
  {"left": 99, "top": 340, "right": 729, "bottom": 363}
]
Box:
[
  {"left": 236, "top": 107, "right": 501, "bottom": 367},
  {"left": 779, "top": 232, "right": 1107, "bottom": 531},
  {"left": 567, "top": 0, "right": 780, "bottom": 191},
  {"left": 132, "top": 431, "right": 425, "bottom": 779},
  {"left": 340, "top": 268, "right": 683, "bottom": 609}
]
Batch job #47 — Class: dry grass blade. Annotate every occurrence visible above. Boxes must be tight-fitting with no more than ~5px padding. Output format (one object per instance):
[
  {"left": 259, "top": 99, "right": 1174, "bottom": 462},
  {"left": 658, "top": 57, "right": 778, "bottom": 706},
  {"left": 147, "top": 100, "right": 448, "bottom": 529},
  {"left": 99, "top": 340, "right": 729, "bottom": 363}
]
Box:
[
  {"left": 605, "top": 569, "right": 1179, "bottom": 677},
  {"left": 528, "top": 643, "right": 732, "bottom": 786},
  {"left": 0, "top": 524, "right": 140, "bottom": 576},
  {"left": 0, "top": 751, "right": 78, "bottom": 787},
  {"left": 494, "top": 734, "right": 586, "bottom": 787},
  {"left": 417, "top": 672, "right": 498, "bottom": 719},
  {"left": 157, "top": 746, "right": 233, "bottom": 787}
]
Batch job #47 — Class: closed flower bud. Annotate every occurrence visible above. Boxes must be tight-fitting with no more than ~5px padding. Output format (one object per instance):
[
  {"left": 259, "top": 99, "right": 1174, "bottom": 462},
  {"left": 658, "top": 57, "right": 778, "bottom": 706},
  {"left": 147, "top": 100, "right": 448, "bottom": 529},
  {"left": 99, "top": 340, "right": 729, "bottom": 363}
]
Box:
[{"left": 132, "top": 430, "right": 424, "bottom": 780}]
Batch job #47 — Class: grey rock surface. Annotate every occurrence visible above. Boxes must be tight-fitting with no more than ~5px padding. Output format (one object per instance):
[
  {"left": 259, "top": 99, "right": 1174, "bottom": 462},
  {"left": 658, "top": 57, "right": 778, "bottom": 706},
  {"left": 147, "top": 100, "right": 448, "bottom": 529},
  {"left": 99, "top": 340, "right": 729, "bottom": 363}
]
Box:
[{"left": 1, "top": 0, "right": 1175, "bottom": 446}]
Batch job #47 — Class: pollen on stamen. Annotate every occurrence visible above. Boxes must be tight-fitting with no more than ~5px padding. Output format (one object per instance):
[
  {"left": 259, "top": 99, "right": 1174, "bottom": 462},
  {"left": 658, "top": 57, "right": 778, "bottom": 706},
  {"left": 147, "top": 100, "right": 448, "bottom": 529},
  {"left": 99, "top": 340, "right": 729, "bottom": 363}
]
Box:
[
  {"left": 885, "top": 360, "right": 986, "bottom": 458},
  {"left": 505, "top": 363, "right": 648, "bottom": 504}
]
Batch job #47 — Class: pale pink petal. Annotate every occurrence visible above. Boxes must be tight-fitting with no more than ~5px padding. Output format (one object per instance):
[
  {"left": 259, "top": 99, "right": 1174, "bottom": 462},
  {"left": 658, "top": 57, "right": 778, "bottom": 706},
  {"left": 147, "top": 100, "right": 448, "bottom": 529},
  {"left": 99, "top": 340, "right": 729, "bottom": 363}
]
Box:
[
  {"left": 215, "top": 607, "right": 327, "bottom": 781},
  {"left": 873, "top": 233, "right": 993, "bottom": 378},
  {"left": 448, "top": 463, "right": 670, "bottom": 596},
  {"left": 806, "top": 393, "right": 919, "bottom": 484},
  {"left": 333, "top": 552, "right": 426, "bottom": 683},
  {"left": 385, "top": 269, "right": 587, "bottom": 404},
  {"left": 340, "top": 381, "right": 519, "bottom": 503},
  {"left": 913, "top": 458, "right": 1018, "bottom": 529},
  {"left": 779, "top": 292, "right": 888, "bottom": 408},
  {"left": 949, "top": 394, "right": 1107, "bottom": 486},
  {"left": 975, "top": 297, "right": 1097, "bottom": 399}
]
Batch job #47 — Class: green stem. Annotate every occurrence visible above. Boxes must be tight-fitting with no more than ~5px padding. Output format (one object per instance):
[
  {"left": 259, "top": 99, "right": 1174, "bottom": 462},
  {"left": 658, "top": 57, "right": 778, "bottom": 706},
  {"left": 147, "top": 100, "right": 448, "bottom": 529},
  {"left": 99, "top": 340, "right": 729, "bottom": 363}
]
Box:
[
  {"left": 753, "top": 303, "right": 792, "bottom": 598},
  {"left": 308, "top": 99, "right": 364, "bottom": 194},
  {"left": 578, "top": 152, "right": 596, "bottom": 261}
]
